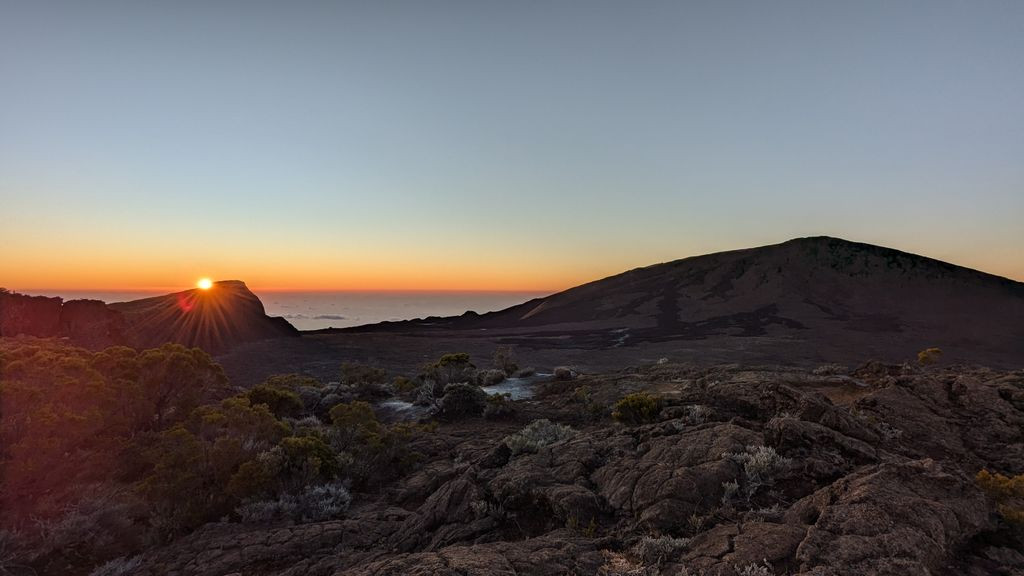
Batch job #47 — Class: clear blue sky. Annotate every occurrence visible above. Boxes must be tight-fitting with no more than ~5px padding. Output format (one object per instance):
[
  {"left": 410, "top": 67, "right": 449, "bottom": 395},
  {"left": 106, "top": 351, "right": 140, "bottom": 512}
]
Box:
[{"left": 2, "top": 1, "right": 1022, "bottom": 290}]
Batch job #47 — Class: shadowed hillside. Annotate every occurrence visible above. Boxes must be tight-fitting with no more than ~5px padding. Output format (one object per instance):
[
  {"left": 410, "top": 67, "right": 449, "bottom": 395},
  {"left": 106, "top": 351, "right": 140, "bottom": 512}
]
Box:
[{"left": 339, "top": 237, "right": 1024, "bottom": 367}]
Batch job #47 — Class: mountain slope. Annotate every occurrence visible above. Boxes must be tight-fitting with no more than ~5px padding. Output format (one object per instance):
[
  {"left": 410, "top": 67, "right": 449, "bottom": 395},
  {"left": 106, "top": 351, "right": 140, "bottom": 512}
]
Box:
[{"left": 350, "top": 237, "right": 1024, "bottom": 365}]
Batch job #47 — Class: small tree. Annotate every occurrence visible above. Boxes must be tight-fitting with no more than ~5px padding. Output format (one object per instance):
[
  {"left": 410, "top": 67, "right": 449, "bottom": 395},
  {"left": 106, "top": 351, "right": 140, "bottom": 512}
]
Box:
[{"left": 492, "top": 346, "right": 518, "bottom": 376}]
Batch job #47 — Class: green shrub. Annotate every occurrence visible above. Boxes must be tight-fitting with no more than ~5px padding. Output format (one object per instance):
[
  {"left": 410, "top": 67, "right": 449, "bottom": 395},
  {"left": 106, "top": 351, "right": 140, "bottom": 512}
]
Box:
[
  {"left": 392, "top": 376, "right": 418, "bottom": 395},
  {"left": 422, "top": 353, "right": 475, "bottom": 386},
  {"left": 976, "top": 469, "right": 1024, "bottom": 524},
  {"left": 246, "top": 383, "right": 304, "bottom": 418},
  {"left": 612, "top": 392, "right": 663, "bottom": 425},
  {"left": 340, "top": 362, "right": 390, "bottom": 399},
  {"left": 262, "top": 374, "right": 322, "bottom": 389},
  {"left": 438, "top": 383, "right": 487, "bottom": 420},
  {"left": 477, "top": 369, "right": 506, "bottom": 386},
  {"left": 328, "top": 401, "right": 427, "bottom": 488},
  {"left": 484, "top": 393, "right": 516, "bottom": 419},
  {"left": 573, "top": 386, "right": 607, "bottom": 421},
  {"left": 504, "top": 419, "right": 575, "bottom": 456}
]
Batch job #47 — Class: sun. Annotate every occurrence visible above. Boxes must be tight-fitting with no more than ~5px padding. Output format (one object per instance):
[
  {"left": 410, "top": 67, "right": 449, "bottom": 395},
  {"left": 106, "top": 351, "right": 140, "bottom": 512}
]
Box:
[{"left": 196, "top": 278, "right": 213, "bottom": 290}]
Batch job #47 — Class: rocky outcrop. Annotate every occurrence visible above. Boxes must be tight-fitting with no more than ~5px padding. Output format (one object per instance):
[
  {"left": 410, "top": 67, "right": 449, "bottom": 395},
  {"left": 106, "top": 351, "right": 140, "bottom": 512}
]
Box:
[
  {"left": 109, "top": 280, "right": 299, "bottom": 353},
  {"left": 125, "top": 364, "right": 1024, "bottom": 576}
]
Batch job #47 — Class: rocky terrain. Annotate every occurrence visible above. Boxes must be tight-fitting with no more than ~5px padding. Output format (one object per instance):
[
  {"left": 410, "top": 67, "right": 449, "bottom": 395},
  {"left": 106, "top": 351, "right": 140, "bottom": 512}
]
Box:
[
  {"left": 122, "top": 361, "right": 1024, "bottom": 576},
  {"left": 0, "top": 281, "right": 297, "bottom": 353}
]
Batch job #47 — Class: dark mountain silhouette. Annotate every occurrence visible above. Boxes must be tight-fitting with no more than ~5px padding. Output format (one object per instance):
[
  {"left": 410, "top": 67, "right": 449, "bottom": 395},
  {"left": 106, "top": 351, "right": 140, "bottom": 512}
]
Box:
[
  {"left": 342, "top": 237, "right": 1024, "bottom": 366},
  {"left": 0, "top": 281, "right": 297, "bottom": 353},
  {"left": 109, "top": 280, "right": 298, "bottom": 352}
]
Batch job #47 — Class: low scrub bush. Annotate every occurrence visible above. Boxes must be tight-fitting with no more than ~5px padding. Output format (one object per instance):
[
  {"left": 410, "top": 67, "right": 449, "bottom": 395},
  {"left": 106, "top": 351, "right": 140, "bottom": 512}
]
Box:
[
  {"left": 477, "top": 369, "right": 507, "bottom": 387},
  {"left": 340, "top": 362, "right": 390, "bottom": 399},
  {"left": 88, "top": 555, "right": 142, "bottom": 576},
  {"left": 329, "top": 401, "right": 427, "bottom": 487},
  {"left": 504, "top": 419, "right": 575, "bottom": 456},
  {"left": 236, "top": 482, "right": 351, "bottom": 524},
  {"left": 247, "top": 382, "right": 304, "bottom": 418},
  {"left": 736, "top": 560, "right": 776, "bottom": 576},
  {"left": 725, "top": 445, "right": 791, "bottom": 500},
  {"left": 392, "top": 376, "right": 418, "bottom": 396},
  {"left": 633, "top": 535, "right": 690, "bottom": 565},
  {"left": 422, "top": 353, "right": 475, "bottom": 386},
  {"left": 976, "top": 469, "right": 1024, "bottom": 524},
  {"left": 438, "top": 383, "right": 487, "bottom": 420},
  {"left": 573, "top": 386, "right": 607, "bottom": 421},
  {"left": 484, "top": 393, "right": 516, "bottom": 419},
  {"left": 612, "top": 392, "right": 663, "bottom": 425}
]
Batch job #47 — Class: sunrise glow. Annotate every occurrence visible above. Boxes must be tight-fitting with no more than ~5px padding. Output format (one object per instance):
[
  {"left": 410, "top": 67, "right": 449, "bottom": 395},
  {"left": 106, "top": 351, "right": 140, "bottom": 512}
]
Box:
[{"left": 197, "top": 278, "right": 213, "bottom": 290}]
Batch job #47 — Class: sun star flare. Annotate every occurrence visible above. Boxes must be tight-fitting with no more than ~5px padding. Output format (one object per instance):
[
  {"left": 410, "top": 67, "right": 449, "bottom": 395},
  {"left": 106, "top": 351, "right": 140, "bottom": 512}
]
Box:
[{"left": 197, "top": 278, "right": 213, "bottom": 290}]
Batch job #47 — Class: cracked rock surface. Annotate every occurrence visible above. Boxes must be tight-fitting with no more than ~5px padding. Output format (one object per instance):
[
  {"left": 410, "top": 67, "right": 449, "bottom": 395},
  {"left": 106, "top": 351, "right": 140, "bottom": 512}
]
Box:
[{"left": 130, "top": 363, "right": 1024, "bottom": 575}]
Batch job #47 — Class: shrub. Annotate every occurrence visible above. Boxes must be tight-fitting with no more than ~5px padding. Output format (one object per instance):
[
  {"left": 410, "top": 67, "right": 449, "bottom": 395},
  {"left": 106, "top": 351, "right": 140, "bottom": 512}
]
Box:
[
  {"left": 612, "top": 392, "right": 663, "bottom": 425},
  {"left": 328, "top": 401, "right": 425, "bottom": 487},
  {"left": 483, "top": 393, "right": 516, "bottom": 419},
  {"left": 573, "top": 386, "right": 607, "bottom": 421},
  {"left": 683, "top": 404, "right": 711, "bottom": 425},
  {"left": 278, "top": 435, "right": 343, "bottom": 487},
  {"left": 725, "top": 445, "right": 791, "bottom": 500},
  {"left": 247, "top": 383, "right": 304, "bottom": 418},
  {"left": 340, "top": 362, "right": 390, "bottom": 399},
  {"left": 31, "top": 489, "right": 142, "bottom": 568},
  {"left": 633, "top": 535, "right": 690, "bottom": 565},
  {"left": 492, "top": 346, "right": 519, "bottom": 376},
  {"left": 976, "top": 469, "right": 1024, "bottom": 524},
  {"left": 721, "top": 480, "right": 740, "bottom": 506},
  {"left": 477, "top": 369, "right": 507, "bottom": 387},
  {"left": 422, "top": 353, "right": 475, "bottom": 386},
  {"left": 329, "top": 401, "right": 382, "bottom": 443},
  {"left": 392, "top": 376, "right": 418, "bottom": 395},
  {"left": 812, "top": 363, "right": 848, "bottom": 376},
  {"left": 438, "top": 383, "right": 488, "bottom": 420},
  {"left": 88, "top": 555, "right": 143, "bottom": 576},
  {"left": 296, "top": 483, "right": 353, "bottom": 522},
  {"left": 237, "top": 482, "right": 351, "bottom": 524},
  {"left": 917, "top": 347, "right": 943, "bottom": 366},
  {"left": 736, "top": 560, "right": 775, "bottom": 576},
  {"left": 262, "top": 374, "right": 322, "bottom": 389},
  {"left": 504, "top": 419, "right": 575, "bottom": 456}
]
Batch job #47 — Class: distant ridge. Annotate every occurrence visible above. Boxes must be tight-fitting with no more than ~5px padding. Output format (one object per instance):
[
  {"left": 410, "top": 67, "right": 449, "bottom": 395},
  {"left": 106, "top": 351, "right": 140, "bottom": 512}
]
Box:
[
  {"left": 339, "top": 237, "right": 1024, "bottom": 366},
  {"left": 0, "top": 281, "right": 298, "bottom": 353}
]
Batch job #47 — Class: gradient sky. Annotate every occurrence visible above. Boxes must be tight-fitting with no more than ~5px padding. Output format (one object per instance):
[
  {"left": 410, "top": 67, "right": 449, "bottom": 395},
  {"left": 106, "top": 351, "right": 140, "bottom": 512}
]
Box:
[{"left": 2, "top": 1, "right": 1022, "bottom": 292}]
